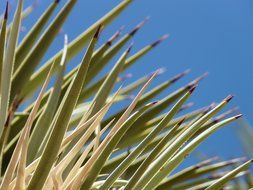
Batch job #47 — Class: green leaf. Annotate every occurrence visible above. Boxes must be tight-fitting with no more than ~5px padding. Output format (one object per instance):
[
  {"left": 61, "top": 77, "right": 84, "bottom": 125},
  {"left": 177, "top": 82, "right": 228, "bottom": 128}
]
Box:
[
  {"left": 157, "top": 157, "right": 245, "bottom": 188},
  {"left": 142, "top": 115, "right": 241, "bottom": 190},
  {"left": 14, "top": 0, "right": 59, "bottom": 70},
  {"left": 27, "top": 35, "right": 68, "bottom": 164},
  {"left": 0, "top": 53, "right": 56, "bottom": 190},
  {"left": 0, "top": 0, "right": 23, "bottom": 137},
  {"left": 82, "top": 102, "right": 156, "bottom": 189},
  {"left": 124, "top": 118, "right": 186, "bottom": 190},
  {"left": 23, "top": 0, "right": 133, "bottom": 100},
  {"left": 132, "top": 95, "right": 233, "bottom": 190},
  {"left": 26, "top": 26, "right": 100, "bottom": 190},
  {"left": 205, "top": 159, "right": 252, "bottom": 190},
  {"left": 78, "top": 35, "right": 168, "bottom": 103},
  {"left": 68, "top": 72, "right": 157, "bottom": 190},
  {"left": 103, "top": 69, "right": 190, "bottom": 127},
  {"left": 11, "top": 0, "right": 77, "bottom": 103},
  {"left": 0, "top": 2, "right": 8, "bottom": 86},
  {"left": 99, "top": 87, "right": 195, "bottom": 190}
]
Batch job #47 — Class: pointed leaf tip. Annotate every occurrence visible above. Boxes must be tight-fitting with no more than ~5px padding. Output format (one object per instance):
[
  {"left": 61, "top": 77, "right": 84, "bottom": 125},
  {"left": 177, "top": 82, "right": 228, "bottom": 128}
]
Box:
[
  {"left": 4, "top": 1, "right": 9, "bottom": 19},
  {"left": 235, "top": 114, "right": 243, "bottom": 119},
  {"left": 151, "top": 34, "right": 169, "bottom": 47},
  {"left": 171, "top": 69, "right": 191, "bottom": 83},
  {"left": 129, "top": 17, "right": 149, "bottom": 36},
  {"left": 55, "top": 0, "right": 60, "bottom": 3},
  {"left": 127, "top": 43, "right": 134, "bottom": 53},
  {"left": 177, "top": 117, "right": 186, "bottom": 126},
  {"left": 202, "top": 103, "right": 216, "bottom": 114},
  {"left": 194, "top": 72, "right": 209, "bottom": 83},
  {"left": 107, "top": 27, "right": 124, "bottom": 45},
  {"left": 189, "top": 85, "right": 197, "bottom": 94},
  {"left": 94, "top": 25, "right": 102, "bottom": 38},
  {"left": 224, "top": 94, "right": 234, "bottom": 103},
  {"left": 146, "top": 101, "right": 159, "bottom": 106},
  {"left": 155, "top": 67, "right": 167, "bottom": 76}
]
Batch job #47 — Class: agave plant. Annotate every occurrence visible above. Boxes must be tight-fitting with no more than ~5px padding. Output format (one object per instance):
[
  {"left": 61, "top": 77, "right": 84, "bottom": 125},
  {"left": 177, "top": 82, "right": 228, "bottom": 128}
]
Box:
[{"left": 0, "top": 0, "right": 251, "bottom": 189}]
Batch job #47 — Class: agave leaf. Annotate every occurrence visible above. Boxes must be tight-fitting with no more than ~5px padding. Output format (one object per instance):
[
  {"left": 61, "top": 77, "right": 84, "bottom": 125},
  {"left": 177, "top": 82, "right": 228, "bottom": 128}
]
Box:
[
  {"left": 5, "top": 1, "right": 37, "bottom": 32},
  {"left": 123, "top": 34, "right": 168, "bottom": 70},
  {"left": 8, "top": 158, "right": 40, "bottom": 189},
  {"left": 102, "top": 105, "right": 205, "bottom": 175},
  {"left": 11, "top": 0, "right": 77, "bottom": 103},
  {"left": 205, "top": 159, "right": 252, "bottom": 190},
  {"left": 67, "top": 72, "right": 157, "bottom": 190},
  {"left": 124, "top": 118, "right": 186, "bottom": 190},
  {"left": 130, "top": 74, "right": 207, "bottom": 126},
  {"left": 26, "top": 26, "right": 100, "bottom": 190},
  {"left": 117, "top": 106, "right": 206, "bottom": 150},
  {"left": 63, "top": 27, "right": 123, "bottom": 86},
  {"left": 103, "top": 69, "right": 190, "bottom": 127},
  {"left": 27, "top": 35, "right": 68, "bottom": 164},
  {"left": 92, "top": 179, "right": 128, "bottom": 190},
  {"left": 65, "top": 19, "right": 146, "bottom": 90},
  {"left": 57, "top": 45, "right": 133, "bottom": 171},
  {"left": 53, "top": 101, "right": 110, "bottom": 183},
  {"left": 157, "top": 157, "right": 245, "bottom": 188},
  {"left": 24, "top": 0, "right": 133, "bottom": 100},
  {"left": 24, "top": 29, "right": 165, "bottom": 109},
  {"left": 0, "top": 54, "right": 55, "bottom": 190},
  {"left": 124, "top": 105, "right": 234, "bottom": 150},
  {"left": 0, "top": 2, "right": 8, "bottom": 85},
  {"left": 119, "top": 72, "right": 151, "bottom": 95},
  {"left": 0, "top": 0, "right": 23, "bottom": 137},
  {"left": 89, "top": 44, "right": 133, "bottom": 117},
  {"left": 99, "top": 87, "right": 195, "bottom": 190},
  {"left": 78, "top": 35, "right": 168, "bottom": 103},
  {"left": 116, "top": 82, "right": 198, "bottom": 145},
  {"left": 84, "top": 19, "right": 147, "bottom": 86},
  {"left": 81, "top": 102, "right": 157, "bottom": 189},
  {"left": 141, "top": 115, "right": 241, "bottom": 190},
  {"left": 63, "top": 119, "right": 115, "bottom": 187},
  {"left": 60, "top": 102, "right": 114, "bottom": 150},
  {"left": 30, "top": 27, "right": 123, "bottom": 115},
  {"left": 28, "top": 20, "right": 144, "bottom": 114},
  {"left": 132, "top": 95, "right": 233, "bottom": 190},
  {"left": 14, "top": 0, "right": 59, "bottom": 70},
  {"left": 236, "top": 118, "right": 253, "bottom": 157}
]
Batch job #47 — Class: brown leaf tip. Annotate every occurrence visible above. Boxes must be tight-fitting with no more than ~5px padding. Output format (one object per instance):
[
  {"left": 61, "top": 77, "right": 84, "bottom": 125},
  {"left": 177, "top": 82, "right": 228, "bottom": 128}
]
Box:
[
  {"left": 195, "top": 72, "right": 209, "bottom": 84},
  {"left": 146, "top": 101, "right": 159, "bottom": 106},
  {"left": 55, "top": 0, "right": 60, "bottom": 3},
  {"left": 151, "top": 34, "right": 169, "bottom": 48},
  {"left": 224, "top": 95, "right": 234, "bottom": 103},
  {"left": 4, "top": 1, "right": 9, "bottom": 20},
  {"left": 177, "top": 117, "right": 186, "bottom": 126},
  {"left": 94, "top": 25, "right": 102, "bottom": 39},
  {"left": 129, "top": 17, "right": 149, "bottom": 36},
  {"left": 126, "top": 43, "right": 134, "bottom": 53},
  {"left": 171, "top": 69, "right": 191, "bottom": 84},
  {"left": 189, "top": 85, "right": 197, "bottom": 94},
  {"left": 107, "top": 26, "right": 124, "bottom": 46},
  {"left": 234, "top": 114, "right": 243, "bottom": 119}
]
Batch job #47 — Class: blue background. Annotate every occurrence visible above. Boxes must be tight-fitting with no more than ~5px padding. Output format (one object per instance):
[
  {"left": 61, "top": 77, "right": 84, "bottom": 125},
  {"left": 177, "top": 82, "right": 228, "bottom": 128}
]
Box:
[{"left": 2, "top": 0, "right": 253, "bottom": 165}]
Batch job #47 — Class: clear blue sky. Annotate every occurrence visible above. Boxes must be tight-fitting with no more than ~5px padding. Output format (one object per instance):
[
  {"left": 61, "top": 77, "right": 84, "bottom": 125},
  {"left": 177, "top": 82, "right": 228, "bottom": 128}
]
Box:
[{"left": 3, "top": 0, "right": 253, "bottom": 164}]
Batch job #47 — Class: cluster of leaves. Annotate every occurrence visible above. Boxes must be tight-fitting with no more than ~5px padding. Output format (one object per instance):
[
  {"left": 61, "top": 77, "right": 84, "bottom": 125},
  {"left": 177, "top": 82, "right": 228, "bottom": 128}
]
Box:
[{"left": 0, "top": 0, "right": 251, "bottom": 189}]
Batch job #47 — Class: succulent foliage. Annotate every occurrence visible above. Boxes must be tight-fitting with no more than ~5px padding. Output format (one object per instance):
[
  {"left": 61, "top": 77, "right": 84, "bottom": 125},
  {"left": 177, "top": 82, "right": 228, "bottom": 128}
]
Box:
[{"left": 0, "top": 0, "right": 251, "bottom": 189}]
